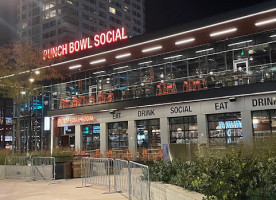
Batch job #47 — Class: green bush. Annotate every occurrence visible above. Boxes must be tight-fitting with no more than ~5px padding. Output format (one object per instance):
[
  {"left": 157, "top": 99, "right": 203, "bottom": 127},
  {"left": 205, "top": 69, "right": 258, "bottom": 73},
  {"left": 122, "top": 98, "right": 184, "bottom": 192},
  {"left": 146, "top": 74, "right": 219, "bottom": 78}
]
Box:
[{"left": 148, "top": 143, "right": 276, "bottom": 200}]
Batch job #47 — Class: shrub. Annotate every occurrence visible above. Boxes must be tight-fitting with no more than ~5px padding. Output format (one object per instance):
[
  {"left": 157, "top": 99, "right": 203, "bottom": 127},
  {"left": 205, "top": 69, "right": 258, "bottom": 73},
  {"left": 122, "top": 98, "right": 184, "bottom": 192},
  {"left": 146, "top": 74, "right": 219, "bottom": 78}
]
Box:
[{"left": 148, "top": 143, "right": 276, "bottom": 200}]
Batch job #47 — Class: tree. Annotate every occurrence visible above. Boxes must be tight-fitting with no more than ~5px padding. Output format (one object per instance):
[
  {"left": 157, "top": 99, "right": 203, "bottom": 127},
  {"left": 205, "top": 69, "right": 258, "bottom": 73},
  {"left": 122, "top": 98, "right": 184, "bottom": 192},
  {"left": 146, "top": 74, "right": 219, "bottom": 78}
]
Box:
[{"left": 0, "top": 41, "right": 62, "bottom": 153}]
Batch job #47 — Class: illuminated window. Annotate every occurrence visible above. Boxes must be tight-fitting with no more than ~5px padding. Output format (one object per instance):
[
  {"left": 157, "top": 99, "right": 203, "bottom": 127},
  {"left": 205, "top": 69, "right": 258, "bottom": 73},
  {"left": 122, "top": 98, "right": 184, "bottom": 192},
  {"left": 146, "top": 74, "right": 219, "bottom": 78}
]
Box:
[
  {"left": 43, "top": 1, "right": 56, "bottom": 11},
  {"left": 109, "top": 7, "right": 116, "bottom": 14},
  {"left": 43, "top": 10, "right": 56, "bottom": 19}
]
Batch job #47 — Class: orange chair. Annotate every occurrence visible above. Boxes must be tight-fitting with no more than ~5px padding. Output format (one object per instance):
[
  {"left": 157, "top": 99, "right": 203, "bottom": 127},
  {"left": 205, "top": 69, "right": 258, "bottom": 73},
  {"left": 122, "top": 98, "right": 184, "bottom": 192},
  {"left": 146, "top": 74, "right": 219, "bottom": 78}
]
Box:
[
  {"left": 107, "top": 150, "right": 113, "bottom": 158},
  {"left": 201, "top": 78, "right": 207, "bottom": 89},
  {"left": 167, "top": 83, "right": 177, "bottom": 94},
  {"left": 59, "top": 99, "right": 70, "bottom": 109},
  {"left": 154, "top": 149, "right": 163, "bottom": 161},
  {"left": 121, "top": 149, "right": 131, "bottom": 161},
  {"left": 142, "top": 149, "right": 148, "bottom": 161},
  {"left": 156, "top": 85, "right": 162, "bottom": 96},
  {"left": 188, "top": 79, "right": 194, "bottom": 91},
  {"left": 97, "top": 92, "right": 105, "bottom": 104},
  {"left": 79, "top": 95, "right": 87, "bottom": 106},
  {"left": 88, "top": 96, "right": 95, "bottom": 105},
  {"left": 71, "top": 96, "right": 80, "bottom": 107},
  {"left": 106, "top": 93, "right": 114, "bottom": 103},
  {"left": 183, "top": 81, "right": 189, "bottom": 92},
  {"left": 193, "top": 79, "right": 201, "bottom": 91},
  {"left": 93, "top": 149, "right": 101, "bottom": 158}
]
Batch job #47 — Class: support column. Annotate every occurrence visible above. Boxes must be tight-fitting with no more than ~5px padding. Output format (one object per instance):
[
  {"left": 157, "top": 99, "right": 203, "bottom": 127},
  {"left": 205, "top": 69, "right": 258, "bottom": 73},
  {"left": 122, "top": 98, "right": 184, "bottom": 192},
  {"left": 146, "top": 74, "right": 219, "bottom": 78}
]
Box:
[
  {"left": 160, "top": 117, "right": 169, "bottom": 148},
  {"left": 197, "top": 114, "right": 208, "bottom": 144},
  {"left": 50, "top": 117, "right": 54, "bottom": 156},
  {"left": 100, "top": 123, "right": 108, "bottom": 155},
  {"left": 128, "top": 120, "right": 137, "bottom": 160},
  {"left": 241, "top": 110, "right": 253, "bottom": 145},
  {"left": 50, "top": 117, "right": 58, "bottom": 156},
  {"left": 75, "top": 125, "right": 82, "bottom": 153}
]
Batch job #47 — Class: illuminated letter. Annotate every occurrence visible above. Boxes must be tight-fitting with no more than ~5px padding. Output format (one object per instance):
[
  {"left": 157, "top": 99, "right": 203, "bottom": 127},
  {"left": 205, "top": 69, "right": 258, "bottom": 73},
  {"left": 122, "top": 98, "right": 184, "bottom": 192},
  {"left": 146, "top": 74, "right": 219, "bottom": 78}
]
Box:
[
  {"left": 106, "top": 31, "right": 112, "bottom": 43},
  {"left": 63, "top": 44, "right": 68, "bottom": 55},
  {"left": 75, "top": 41, "right": 80, "bottom": 52},
  {"left": 100, "top": 33, "right": 106, "bottom": 45},
  {"left": 113, "top": 30, "right": 115, "bottom": 41},
  {"left": 69, "top": 42, "right": 75, "bottom": 54},
  {"left": 79, "top": 38, "right": 88, "bottom": 50},
  {"left": 115, "top": 28, "right": 122, "bottom": 41},
  {"left": 58, "top": 45, "right": 63, "bottom": 56},
  {"left": 43, "top": 50, "right": 48, "bottom": 60},
  {"left": 121, "top": 27, "right": 128, "bottom": 39},
  {"left": 88, "top": 38, "right": 93, "bottom": 49},
  {"left": 94, "top": 35, "right": 100, "bottom": 47}
]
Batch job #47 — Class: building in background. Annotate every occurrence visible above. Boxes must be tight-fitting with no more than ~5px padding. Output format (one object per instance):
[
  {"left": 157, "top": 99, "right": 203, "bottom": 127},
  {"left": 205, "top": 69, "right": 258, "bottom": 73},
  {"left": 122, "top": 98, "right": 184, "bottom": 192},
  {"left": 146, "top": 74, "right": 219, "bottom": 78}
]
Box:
[{"left": 17, "top": 0, "right": 145, "bottom": 49}]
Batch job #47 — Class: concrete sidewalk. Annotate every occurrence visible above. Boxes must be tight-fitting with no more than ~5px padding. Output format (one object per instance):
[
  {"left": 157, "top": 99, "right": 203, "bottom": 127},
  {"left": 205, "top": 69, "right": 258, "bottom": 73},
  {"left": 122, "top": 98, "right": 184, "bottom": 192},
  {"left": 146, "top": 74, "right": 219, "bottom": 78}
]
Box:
[{"left": 0, "top": 178, "right": 127, "bottom": 200}]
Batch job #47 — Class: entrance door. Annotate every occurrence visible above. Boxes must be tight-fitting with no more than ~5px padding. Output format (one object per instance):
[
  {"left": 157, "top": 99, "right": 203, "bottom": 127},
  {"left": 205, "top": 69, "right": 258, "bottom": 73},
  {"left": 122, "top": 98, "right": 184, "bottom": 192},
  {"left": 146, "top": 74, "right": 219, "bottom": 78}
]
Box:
[
  {"left": 233, "top": 58, "right": 249, "bottom": 74},
  {"left": 61, "top": 135, "right": 69, "bottom": 147}
]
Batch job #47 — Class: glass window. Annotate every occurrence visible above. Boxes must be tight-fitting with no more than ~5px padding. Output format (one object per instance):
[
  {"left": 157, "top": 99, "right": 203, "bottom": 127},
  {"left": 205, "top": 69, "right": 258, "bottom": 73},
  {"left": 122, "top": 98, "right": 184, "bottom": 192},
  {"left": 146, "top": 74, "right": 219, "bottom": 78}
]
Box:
[
  {"left": 208, "top": 113, "right": 243, "bottom": 145},
  {"left": 252, "top": 109, "right": 276, "bottom": 137},
  {"left": 82, "top": 124, "right": 100, "bottom": 151},
  {"left": 171, "top": 60, "right": 187, "bottom": 79},
  {"left": 136, "top": 119, "right": 160, "bottom": 149},
  {"left": 108, "top": 122, "right": 128, "bottom": 149},
  {"left": 169, "top": 116, "right": 198, "bottom": 144}
]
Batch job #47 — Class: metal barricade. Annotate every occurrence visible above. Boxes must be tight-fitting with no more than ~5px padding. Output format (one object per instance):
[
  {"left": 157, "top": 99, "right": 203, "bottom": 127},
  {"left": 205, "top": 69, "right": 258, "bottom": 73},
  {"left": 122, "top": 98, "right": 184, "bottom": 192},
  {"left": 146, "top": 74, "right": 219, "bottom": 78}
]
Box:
[
  {"left": 31, "top": 157, "right": 55, "bottom": 181},
  {"left": 5, "top": 156, "right": 55, "bottom": 181},
  {"left": 82, "top": 158, "right": 114, "bottom": 192},
  {"left": 5, "top": 156, "right": 32, "bottom": 180},
  {"left": 129, "top": 161, "right": 150, "bottom": 200},
  {"left": 82, "top": 158, "right": 150, "bottom": 200}
]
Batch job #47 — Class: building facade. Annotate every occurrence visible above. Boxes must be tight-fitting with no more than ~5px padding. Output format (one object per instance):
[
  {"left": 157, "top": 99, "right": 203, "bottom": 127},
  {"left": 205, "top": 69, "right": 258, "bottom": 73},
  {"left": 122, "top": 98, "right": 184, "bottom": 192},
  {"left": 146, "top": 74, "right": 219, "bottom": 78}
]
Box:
[
  {"left": 16, "top": 2, "right": 276, "bottom": 155},
  {"left": 17, "top": 0, "right": 145, "bottom": 49}
]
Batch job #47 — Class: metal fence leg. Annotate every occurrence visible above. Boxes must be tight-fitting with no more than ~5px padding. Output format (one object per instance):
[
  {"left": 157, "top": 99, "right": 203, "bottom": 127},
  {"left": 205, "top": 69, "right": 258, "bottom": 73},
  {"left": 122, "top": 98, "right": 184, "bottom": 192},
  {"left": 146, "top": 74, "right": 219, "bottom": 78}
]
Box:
[
  {"left": 108, "top": 160, "right": 110, "bottom": 193},
  {"left": 128, "top": 161, "right": 131, "bottom": 200}
]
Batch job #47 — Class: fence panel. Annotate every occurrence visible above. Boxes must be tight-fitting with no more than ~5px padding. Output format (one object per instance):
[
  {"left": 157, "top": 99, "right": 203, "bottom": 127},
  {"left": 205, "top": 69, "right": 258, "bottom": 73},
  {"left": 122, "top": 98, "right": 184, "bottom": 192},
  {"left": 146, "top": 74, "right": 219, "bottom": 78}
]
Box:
[
  {"left": 5, "top": 156, "right": 32, "bottom": 180},
  {"left": 82, "top": 158, "right": 114, "bottom": 192},
  {"left": 31, "top": 157, "right": 55, "bottom": 181},
  {"left": 114, "top": 159, "right": 129, "bottom": 194},
  {"left": 129, "top": 161, "right": 150, "bottom": 200},
  {"left": 81, "top": 158, "right": 151, "bottom": 200}
]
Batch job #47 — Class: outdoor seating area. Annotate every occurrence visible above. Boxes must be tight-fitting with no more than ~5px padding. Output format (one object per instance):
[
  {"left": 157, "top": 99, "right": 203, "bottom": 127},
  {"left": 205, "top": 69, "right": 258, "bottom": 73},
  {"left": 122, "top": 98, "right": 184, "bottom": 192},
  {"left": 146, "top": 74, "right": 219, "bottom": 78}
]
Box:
[{"left": 86, "top": 148, "right": 163, "bottom": 161}]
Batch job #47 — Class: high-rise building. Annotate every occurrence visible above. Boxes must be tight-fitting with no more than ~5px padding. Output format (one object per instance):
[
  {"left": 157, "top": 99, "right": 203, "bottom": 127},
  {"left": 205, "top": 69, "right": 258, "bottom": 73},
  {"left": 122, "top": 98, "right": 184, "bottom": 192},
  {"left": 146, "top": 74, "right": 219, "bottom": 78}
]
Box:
[{"left": 17, "top": 0, "right": 145, "bottom": 49}]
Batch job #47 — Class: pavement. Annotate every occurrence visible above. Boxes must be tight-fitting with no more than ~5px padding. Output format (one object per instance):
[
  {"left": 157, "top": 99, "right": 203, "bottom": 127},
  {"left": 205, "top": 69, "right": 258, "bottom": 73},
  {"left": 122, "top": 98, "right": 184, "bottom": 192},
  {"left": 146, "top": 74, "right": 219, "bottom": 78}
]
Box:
[{"left": 0, "top": 178, "right": 127, "bottom": 200}]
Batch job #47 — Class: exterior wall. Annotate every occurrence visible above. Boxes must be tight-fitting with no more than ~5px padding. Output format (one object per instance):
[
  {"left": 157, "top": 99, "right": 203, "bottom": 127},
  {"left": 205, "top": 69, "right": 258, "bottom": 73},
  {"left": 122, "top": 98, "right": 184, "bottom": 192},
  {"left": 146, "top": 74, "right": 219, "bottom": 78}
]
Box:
[{"left": 55, "top": 92, "right": 276, "bottom": 152}]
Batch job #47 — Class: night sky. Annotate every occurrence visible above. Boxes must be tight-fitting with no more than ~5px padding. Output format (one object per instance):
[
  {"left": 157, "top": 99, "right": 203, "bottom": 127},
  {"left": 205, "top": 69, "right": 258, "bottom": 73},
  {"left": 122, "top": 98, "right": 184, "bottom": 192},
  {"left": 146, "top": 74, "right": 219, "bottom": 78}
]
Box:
[{"left": 0, "top": 0, "right": 274, "bottom": 45}]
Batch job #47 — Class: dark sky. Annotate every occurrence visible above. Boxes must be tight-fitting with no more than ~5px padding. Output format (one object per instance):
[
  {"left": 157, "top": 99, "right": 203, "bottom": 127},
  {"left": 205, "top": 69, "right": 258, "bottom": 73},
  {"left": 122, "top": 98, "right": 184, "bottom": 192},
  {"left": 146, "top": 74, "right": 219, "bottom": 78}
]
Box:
[{"left": 0, "top": 0, "right": 274, "bottom": 44}]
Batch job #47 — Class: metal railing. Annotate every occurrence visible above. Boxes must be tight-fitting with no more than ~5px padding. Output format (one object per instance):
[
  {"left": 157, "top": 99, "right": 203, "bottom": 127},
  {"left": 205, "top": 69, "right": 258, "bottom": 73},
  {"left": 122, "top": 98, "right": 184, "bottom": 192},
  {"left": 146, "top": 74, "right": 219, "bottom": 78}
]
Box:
[
  {"left": 82, "top": 158, "right": 150, "bottom": 200},
  {"left": 5, "top": 156, "right": 55, "bottom": 181}
]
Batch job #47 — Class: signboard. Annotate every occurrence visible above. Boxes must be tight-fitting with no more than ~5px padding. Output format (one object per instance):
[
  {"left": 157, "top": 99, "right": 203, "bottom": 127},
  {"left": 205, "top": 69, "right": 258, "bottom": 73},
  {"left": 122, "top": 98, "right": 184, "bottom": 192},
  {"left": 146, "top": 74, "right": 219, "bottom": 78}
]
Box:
[
  {"left": 43, "top": 27, "right": 128, "bottom": 60},
  {"left": 58, "top": 114, "right": 96, "bottom": 127}
]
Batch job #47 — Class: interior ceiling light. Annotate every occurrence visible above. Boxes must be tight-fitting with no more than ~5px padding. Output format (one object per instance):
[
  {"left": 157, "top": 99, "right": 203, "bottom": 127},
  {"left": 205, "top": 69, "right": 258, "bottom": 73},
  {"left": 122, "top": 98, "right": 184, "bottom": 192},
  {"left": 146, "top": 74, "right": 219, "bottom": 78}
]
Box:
[
  {"left": 210, "top": 28, "right": 237, "bottom": 37},
  {"left": 163, "top": 55, "right": 182, "bottom": 60},
  {"left": 113, "top": 66, "right": 129, "bottom": 70},
  {"left": 196, "top": 48, "right": 214, "bottom": 53},
  {"left": 69, "top": 64, "right": 82, "bottom": 70},
  {"left": 138, "top": 61, "right": 152, "bottom": 65},
  {"left": 34, "top": 70, "right": 40, "bottom": 75},
  {"left": 93, "top": 71, "right": 106, "bottom": 75},
  {"left": 175, "top": 38, "right": 195, "bottom": 45},
  {"left": 142, "top": 46, "right": 162, "bottom": 53},
  {"left": 255, "top": 18, "right": 276, "bottom": 26},
  {"left": 115, "top": 53, "right": 131, "bottom": 59},
  {"left": 228, "top": 40, "right": 253, "bottom": 46},
  {"left": 90, "top": 59, "right": 106, "bottom": 65},
  {"left": 270, "top": 34, "right": 276, "bottom": 37}
]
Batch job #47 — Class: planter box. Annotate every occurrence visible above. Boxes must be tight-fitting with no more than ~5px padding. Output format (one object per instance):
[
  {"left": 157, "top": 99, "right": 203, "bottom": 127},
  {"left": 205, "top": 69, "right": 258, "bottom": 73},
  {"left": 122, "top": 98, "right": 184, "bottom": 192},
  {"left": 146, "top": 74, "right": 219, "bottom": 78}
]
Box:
[
  {"left": 150, "top": 182, "right": 205, "bottom": 200},
  {"left": 55, "top": 162, "right": 72, "bottom": 179},
  {"left": 72, "top": 161, "right": 82, "bottom": 178}
]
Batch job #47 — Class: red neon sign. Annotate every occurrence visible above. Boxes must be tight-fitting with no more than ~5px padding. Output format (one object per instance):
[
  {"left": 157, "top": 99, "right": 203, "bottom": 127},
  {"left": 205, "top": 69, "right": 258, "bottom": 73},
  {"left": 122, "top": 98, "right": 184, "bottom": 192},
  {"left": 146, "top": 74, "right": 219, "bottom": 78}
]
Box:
[
  {"left": 43, "top": 27, "right": 128, "bottom": 60},
  {"left": 58, "top": 115, "right": 96, "bottom": 126}
]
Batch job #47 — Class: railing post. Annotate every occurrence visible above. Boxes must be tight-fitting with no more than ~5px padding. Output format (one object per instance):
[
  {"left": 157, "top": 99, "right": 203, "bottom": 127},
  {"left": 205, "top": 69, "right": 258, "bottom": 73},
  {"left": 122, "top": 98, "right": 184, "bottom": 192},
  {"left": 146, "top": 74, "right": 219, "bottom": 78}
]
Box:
[
  {"left": 114, "top": 159, "right": 117, "bottom": 192},
  {"left": 108, "top": 159, "right": 110, "bottom": 193},
  {"left": 147, "top": 167, "right": 151, "bottom": 200},
  {"left": 128, "top": 161, "right": 131, "bottom": 200}
]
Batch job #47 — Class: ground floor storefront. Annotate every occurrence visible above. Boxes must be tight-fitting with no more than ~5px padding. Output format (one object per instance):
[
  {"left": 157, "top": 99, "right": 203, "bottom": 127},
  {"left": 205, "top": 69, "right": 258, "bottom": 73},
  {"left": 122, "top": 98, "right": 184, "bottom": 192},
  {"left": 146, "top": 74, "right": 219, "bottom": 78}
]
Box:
[{"left": 49, "top": 92, "right": 276, "bottom": 159}]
